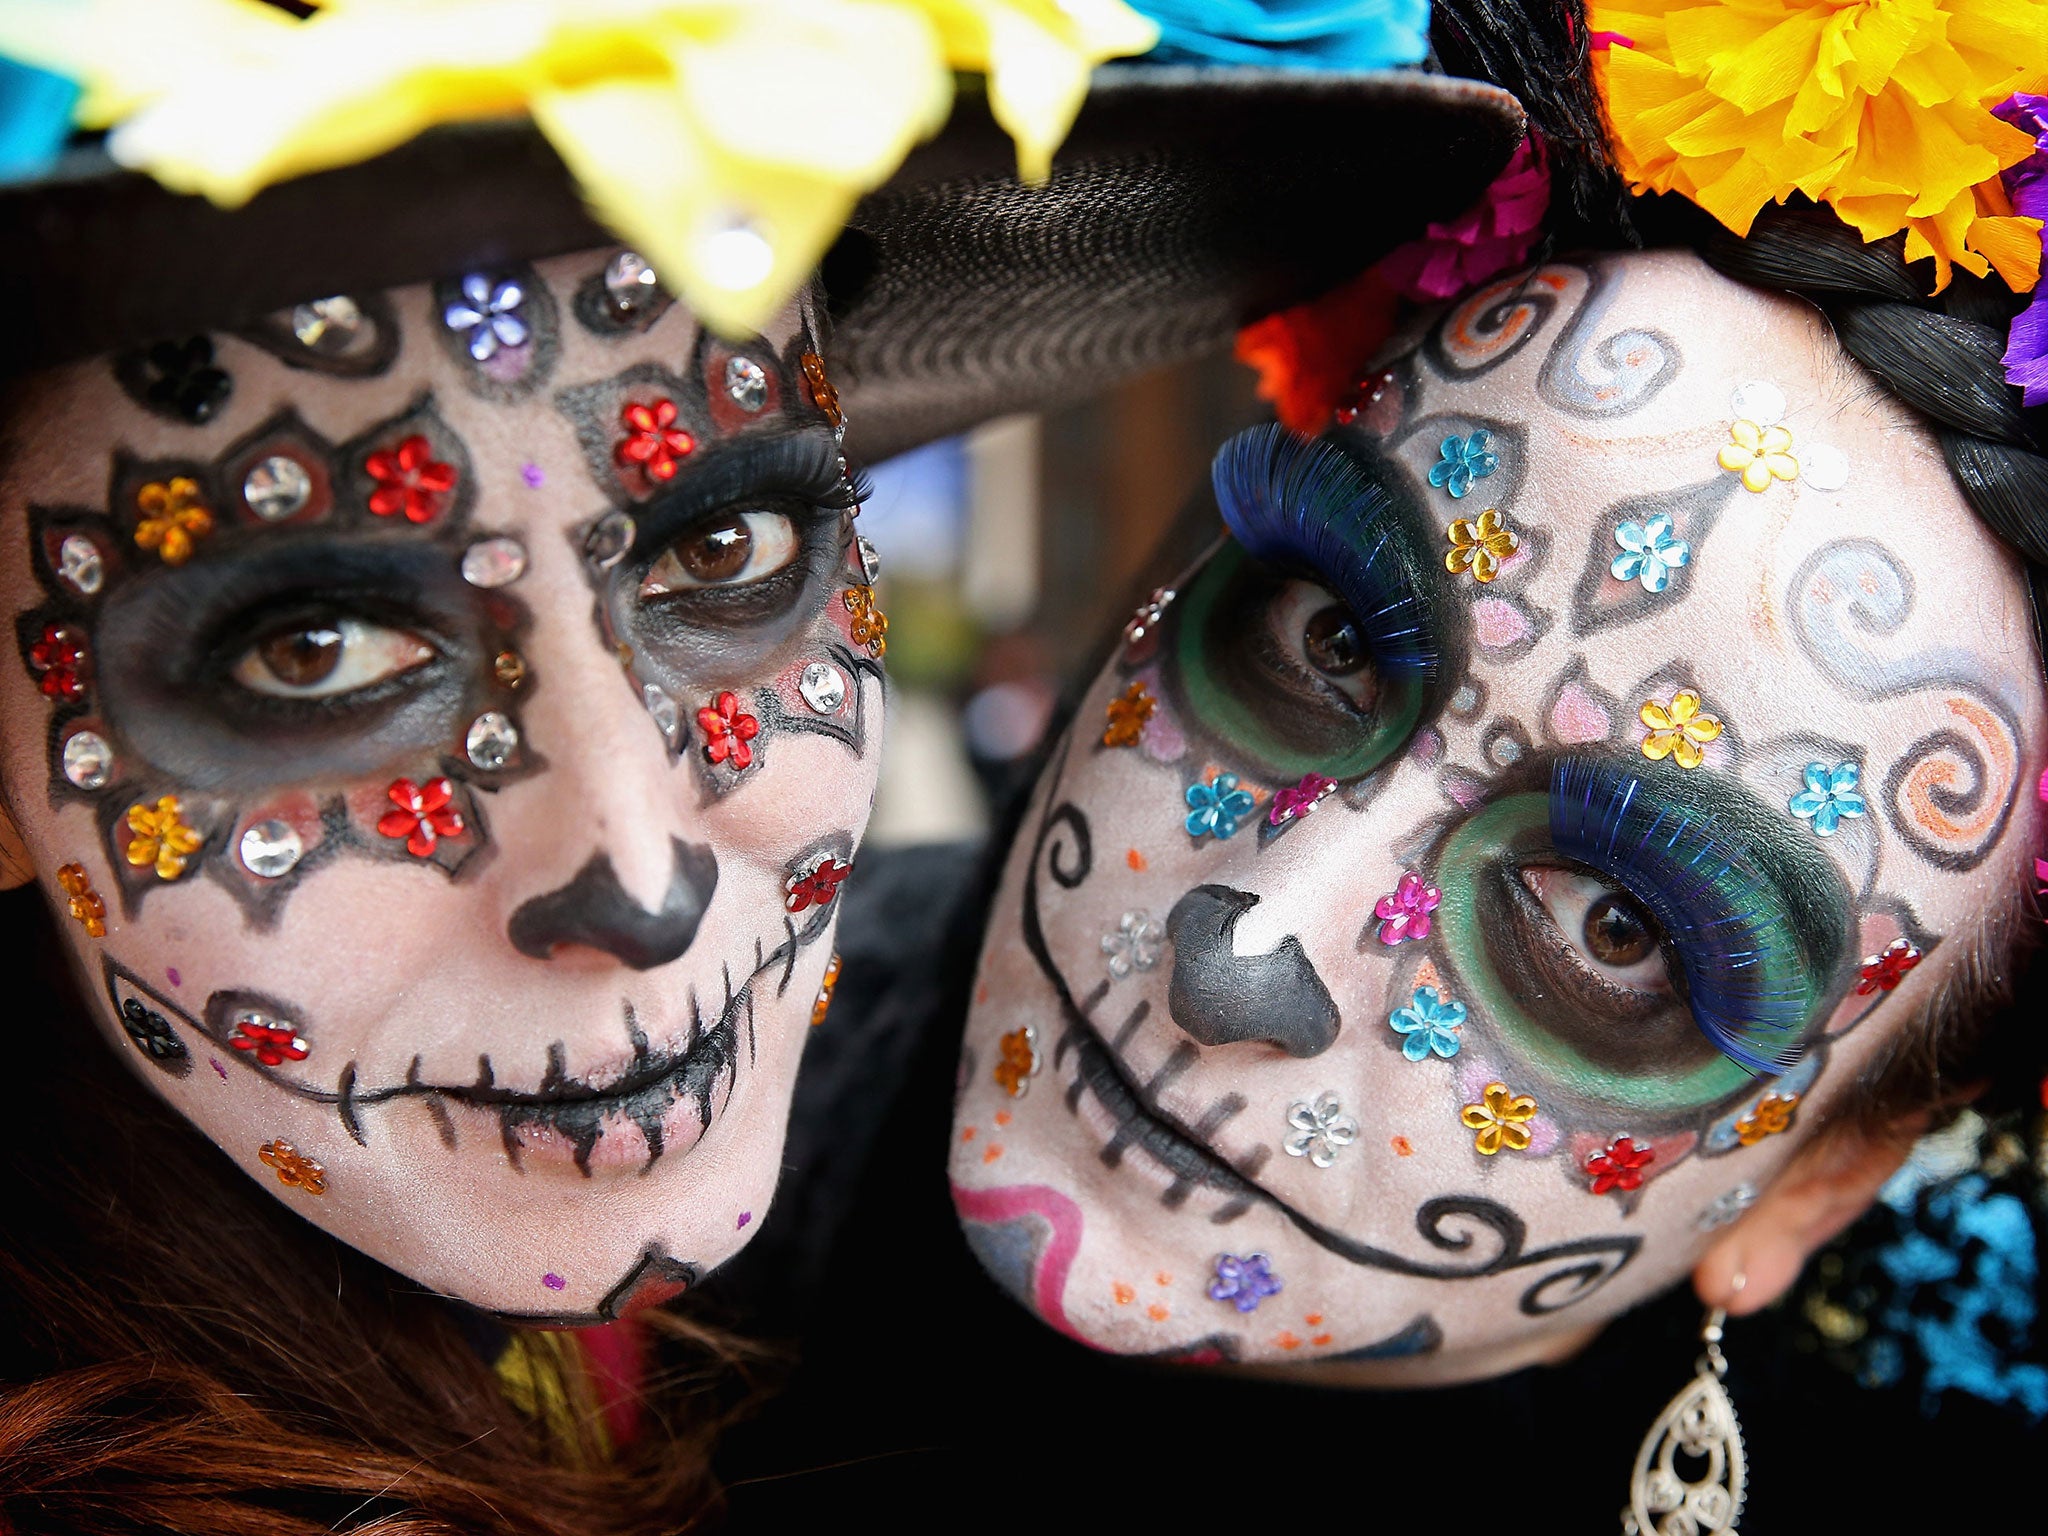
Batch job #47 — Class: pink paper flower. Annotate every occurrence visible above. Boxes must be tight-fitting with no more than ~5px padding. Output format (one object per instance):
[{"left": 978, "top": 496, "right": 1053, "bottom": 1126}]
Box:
[
  {"left": 1377, "top": 137, "right": 1552, "bottom": 303},
  {"left": 1374, "top": 870, "right": 1442, "bottom": 945}
]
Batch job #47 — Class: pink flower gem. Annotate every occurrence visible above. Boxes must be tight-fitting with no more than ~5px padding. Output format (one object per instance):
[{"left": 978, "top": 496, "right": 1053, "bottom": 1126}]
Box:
[
  {"left": 1374, "top": 870, "right": 1442, "bottom": 945},
  {"left": 1268, "top": 772, "right": 1336, "bottom": 826}
]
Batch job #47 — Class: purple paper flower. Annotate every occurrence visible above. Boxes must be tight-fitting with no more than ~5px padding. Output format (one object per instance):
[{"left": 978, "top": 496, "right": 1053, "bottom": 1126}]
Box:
[
  {"left": 1373, "top": 869, "right": 1441, "bottom": 945},
  {"left": 1268, "top": 771, "right": 1336, "bottom": 826},
  {"left": 1995, "top": 94, "right": 2048, "bottom": 406},
  {"left": 1208, "top": 1252, "right": 1282, "bottom": 1313}
]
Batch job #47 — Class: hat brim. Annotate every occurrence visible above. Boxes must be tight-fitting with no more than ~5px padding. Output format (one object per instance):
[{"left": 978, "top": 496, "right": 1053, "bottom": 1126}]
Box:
[{"left": 0, "top": 66, "right": 1521, "bottom": 460}]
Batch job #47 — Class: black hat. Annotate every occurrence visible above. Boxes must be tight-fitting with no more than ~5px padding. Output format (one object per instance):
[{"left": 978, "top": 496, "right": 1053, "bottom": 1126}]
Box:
[{"left": 0, "top": 66, "right": 1521, "bottom": 460}]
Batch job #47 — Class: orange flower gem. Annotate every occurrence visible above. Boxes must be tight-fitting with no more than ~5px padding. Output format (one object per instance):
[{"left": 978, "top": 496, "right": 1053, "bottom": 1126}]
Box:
[
  {"left": 993, "top": 1025, "right": 1039, "bottom": 1098},
  {"left": 811, "top": 952, "right": 842, "bottom": 1028},
  {"left": 1735, "top": 1091, "right": 1801, "bottom": 1147},
  {"left": 56, "top": 862, "right": 106, "bottom": 937},
  {"left": 1639, "top": 688, "right": 1724, "bottom": 770},
  {"left": 1460, "top": 1081, "right": 1538, "bottom": 1156},
  {"left": 134, "top": 477, "right": 214, "bottom": 565},
  {"left": 1102, "top": 682, "right": 1156, "bottom": 748},
  {"left": 844, "top": 585, "right": 888, "bottom": 659},
  {"left": 259, "top": 1139, "right": 327, "bottom": 1195},
  {"left": 1444, "top": 507, "right": 1518, "bottom": 583},
  {"left": 800, "top": 351, "right": 842, "bottom": 429},
  {"left": 124, "top": 795, "right": 203, "bottom": 881}
]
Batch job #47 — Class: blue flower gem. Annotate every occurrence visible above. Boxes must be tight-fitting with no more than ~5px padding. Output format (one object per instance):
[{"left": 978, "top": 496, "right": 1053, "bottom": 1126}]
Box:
[
  {"left": 1208, "top": 1252, "right": 1282, "bottom": 1313},
  {"left": 1610, "top": 513, "right": 1693, "bottom": 593},
  {"left": 1388, "top": 985, "right": 1466, "bottom": 1060},
  {"left": 1185, "top": 772, "right": 1258, "bottom": 841},
  {"left": 444, "top": 273, "right": 529, "bottom": 362},
  {"left": 1428, "top": 430, "right": 1499, "bottom": 499},
  {"left": 1789, "top": 760, "right": 1868, "bottom": 837}
]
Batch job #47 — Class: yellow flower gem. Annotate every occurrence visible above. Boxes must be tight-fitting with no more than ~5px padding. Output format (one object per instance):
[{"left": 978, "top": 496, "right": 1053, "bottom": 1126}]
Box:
[
  {"left": 124, "top": 794, "right": 202, "bottom": 881},
  {"left": 1102, "top": 682, "right": 1155, "bottom": 748},
  {"left": 259, "top": 1138, "right": 327, "bottom": 1196},
  {"left": 1718, "top": 418, "right": 1798, "bottom": 492},
  {"left": 811, "top": 952, "right": 842, "bottom": 1028},
  {"left": 993, "top": 1024, "right": 1039, "bottom": 1098},
  {"left": 844, "top": 584, "right": 889, "bottom": 659},
  {"left": 1444, "top": 507, "right": 1519, "bottom": 583},
  {"left": 1460, "top": 1081, "right": 1538, "bottom": 1156},
  {"left": 134, "top": 476, "right": 214, "bottom": 565},
  {"left": 1735, "top": 1091, "right": 1801, "bottom": 1147},
  {"left": 56, "top": 862, "right": 107, "bottom": 937},
  {"left": 1638, "top": 688, "right": 1724, "bottom": 770}
]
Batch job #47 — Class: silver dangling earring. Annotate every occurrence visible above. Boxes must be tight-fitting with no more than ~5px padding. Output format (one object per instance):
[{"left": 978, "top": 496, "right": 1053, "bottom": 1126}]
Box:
[{"left": 1621, "top": 1303, "right": 1747, "bottom": 1534}]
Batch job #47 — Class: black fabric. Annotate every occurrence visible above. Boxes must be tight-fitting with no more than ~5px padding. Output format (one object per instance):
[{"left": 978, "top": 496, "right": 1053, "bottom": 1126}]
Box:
[{"left": 0, "top": 70, "right": 1523, "bottom": 462}]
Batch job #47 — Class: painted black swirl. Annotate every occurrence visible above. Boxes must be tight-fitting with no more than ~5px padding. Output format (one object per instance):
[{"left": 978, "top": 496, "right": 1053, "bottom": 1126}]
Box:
[{"left": 1536, "top": 260, "right": 1680, "bottom": 418}]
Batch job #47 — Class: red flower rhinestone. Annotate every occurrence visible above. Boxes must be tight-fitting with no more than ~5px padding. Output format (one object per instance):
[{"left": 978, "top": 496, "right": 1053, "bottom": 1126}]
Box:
[
  {"left": 1856, "top": 937, "right": 1923, "bottom": 995},
  {"left": 696, "top": 690, "right": 760, "bottom": 769},
  {"left": 616, "top": 398, "right": 696, "bottom": 482},
  {"left": 231, "top": 1016, "right": 310, "bottom": 1067},
  {"left": 786, "top": 857, "right": 852, "bottom": 914},
  {"left": 29, "top": 623, "right": 87, "bottom": 702},
  {"left": 376, "top": 776, "right": 464, "bottom": 857},
  {"left": 366, "top": 434, "right": 457, "bottom": 523},
  {"left": 1585, "top": 1134, "right": 1655, "bottom": 1195}
]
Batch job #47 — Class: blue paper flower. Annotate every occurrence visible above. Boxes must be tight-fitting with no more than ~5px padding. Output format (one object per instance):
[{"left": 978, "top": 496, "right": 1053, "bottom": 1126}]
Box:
[
  {"left": 1610, "top": 513, "right": 1692, "bottom": 593},
  {"left": 1388, "top": 985, "right": 1466, "bottom": 1060},
  {"left": 1789, "top": 760, "right": 1868, "bottom": 837},
  {"left": 1208, "top": 1252, "right": 1283, "bottom": 1313},
  {"left": 1427, "top": 430, "right": 1499, "bottom": 499},
  {"left": 1185, "top": 772, "right": 1257, "bottom": 840},
  {"left": 0, "top": 55, "right": 79, "bottom": 183},
  {"left": 444, "top": 273, "right": 529, "bottom": 362},
  {"left": 1128, "top": 0, "right": 1431, "bottom": 72}
]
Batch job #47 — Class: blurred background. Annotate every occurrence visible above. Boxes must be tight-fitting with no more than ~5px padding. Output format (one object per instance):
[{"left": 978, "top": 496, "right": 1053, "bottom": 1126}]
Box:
[{"left": 862, "top": 350, "right": 1266, "bottom": 845}]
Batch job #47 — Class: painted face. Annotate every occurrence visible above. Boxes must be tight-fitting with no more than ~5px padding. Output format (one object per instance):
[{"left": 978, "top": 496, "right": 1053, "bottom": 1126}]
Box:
[
  {"left": 953, "top": 250, "right": 2044, "bottom": 1379},
  {"left": 1, "top": 251, "right": 884, "bottom": 1320}
]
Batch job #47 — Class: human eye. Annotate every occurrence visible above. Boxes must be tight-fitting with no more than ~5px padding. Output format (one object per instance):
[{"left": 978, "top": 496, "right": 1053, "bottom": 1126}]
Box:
[
  {"left": 1160, "top": 424, "right": 1444, "bottom": 781},
  {"left": 639, "top": 509, "right": 803, "bottom": 596},
  {"left": 229, "top": 614, "right": 436, "bottom": 699}
]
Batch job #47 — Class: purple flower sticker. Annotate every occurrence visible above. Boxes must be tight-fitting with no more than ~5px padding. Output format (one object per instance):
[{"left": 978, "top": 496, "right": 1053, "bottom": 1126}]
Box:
[
  {"left": 1374, "top": 870, "right": 1442, "bottom": 945},
  {"left": 1208, "top": 1252, "right": 1282, "bottom": 1313}
]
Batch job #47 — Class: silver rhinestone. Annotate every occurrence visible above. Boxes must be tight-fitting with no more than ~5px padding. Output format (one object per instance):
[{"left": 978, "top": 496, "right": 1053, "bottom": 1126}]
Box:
[
  {"left": 290, "top": 295, "right": 364, "bottom": 354},
  {"left": 799, "top": 661, "right": 848, "bottom": 715},
  {"left": 642, "top": 683, "right": 679, "bottom": 743},
  {"left": 239, "top": 819, "right": 303, "bottom": 879},
  {"left": 461, "top": 535, "right": 527, "bottom": 588},
  {"left": 856, "top": 536, "right": 881, "bottom": 583},
  {"left": 1802, "top": 444, "right": 1849, "bottom": 491},
  {"left": 603, "top": 250, "right": 661, "bottom": 313},
  {"left": 724, "top": 355, "right": 768, "bottom": 412},
  {"left": 465, "top": 711, "right": 519, "bottom": 771},
  {"left": 61, "top": 729, "right": 113, "bottom": 790},
  {"left": 243, "top": 454, "right": 313, "bottom": 522},
  {"left": 56, "top": 533, "right": 103, "bottom": 595},
  {"left": 697, "top": 216, "right": 773, "bottom": 291},
  {"left": 1729, "top": 379, "right": 1786, "bottom": 426},
  {"left": 586, "top": 511, "right": 635, "bottom": 570}
]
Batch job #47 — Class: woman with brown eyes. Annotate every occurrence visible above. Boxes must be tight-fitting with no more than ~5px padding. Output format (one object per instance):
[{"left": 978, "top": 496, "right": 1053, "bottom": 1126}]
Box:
[{"left": 0, "top": 3, "right": 1533, "bottom": 1531}]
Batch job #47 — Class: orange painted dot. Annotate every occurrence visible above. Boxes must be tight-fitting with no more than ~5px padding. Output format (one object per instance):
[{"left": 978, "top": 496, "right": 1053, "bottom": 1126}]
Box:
[
  {"left": 1275, "top": 1331, "right": 1302, "bottom": 1350},
  {"left": 1154, "top": 1271, "right": 1172, "bottom": 1286},
  {"left": 1304, "top": 1313, "right": 1323, "bottom": 1326},
  {"left": 994, "top": 1110, "right": 1012, "bottom": 1127},
  {"left": 1126, "top": 848, "right": 1147, "bottom": 872},
  {"left": 961, "top": 1126, "right": 977, "bottom": 1142},
  {"left": 982, "top": 1143, "right": 1004, "bottom": 1163},
  {"left": 1311, "top": 1334, "right": 1332, "bottom": 1347},
  {"left": 1147, "top": 1303, "right": 1170, "bottom": 1321},
  {"left": 1391, "top": 1135, "right": 1413, "bottom": 1156},
  {"left": 976, "top": 983, "right": 989, "bottom": 1005},
  {"left": 1113, "top": 1282, "right": 1136, "bottom": 1305}
]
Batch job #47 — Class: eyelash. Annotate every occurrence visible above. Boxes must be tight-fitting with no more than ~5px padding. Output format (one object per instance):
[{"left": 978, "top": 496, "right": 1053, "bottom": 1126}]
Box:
[
  {"left": 1211, "top": 423, "right": 1436, "bottom": 682},
  {"left": 629, "top": 431, "right": 865, "bottom": 566},
  {"left": 1549, "top": 754, "right": 1809, "bottom": 1073}
]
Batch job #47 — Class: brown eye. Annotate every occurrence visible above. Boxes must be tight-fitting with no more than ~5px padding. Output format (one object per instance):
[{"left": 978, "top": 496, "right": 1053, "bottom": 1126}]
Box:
[
  {"left": 1303, "top": 604, "right": 1367, "bottom": 676},
  {"left": 677, "top": 517, "right": 752, "bottom": 583},
  {"left": 230, "top": 617, "right": 435, "bottom": 699},
  {"left": 639, "top": 509, "right": 800, "bottom": 597},
  {"left": 259, "top": 626, "right": 342, "bottom": 687},
  {"left": 1584, "top": 893, "right": 1655, "bottom": 967}
]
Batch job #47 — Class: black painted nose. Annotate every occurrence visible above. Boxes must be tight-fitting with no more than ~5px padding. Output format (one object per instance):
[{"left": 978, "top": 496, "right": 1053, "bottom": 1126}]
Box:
[
  {"left": 1164, "top": 885, "right": 1341, "bottom": 1057},
  {"left": 507, "top": 839, "right": 718, "bottom": 970}
]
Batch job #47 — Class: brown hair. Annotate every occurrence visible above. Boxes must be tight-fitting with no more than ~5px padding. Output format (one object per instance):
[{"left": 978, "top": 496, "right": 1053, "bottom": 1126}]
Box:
[{"left": 0, "top": 891, "right": 771, "bottom": 1536}]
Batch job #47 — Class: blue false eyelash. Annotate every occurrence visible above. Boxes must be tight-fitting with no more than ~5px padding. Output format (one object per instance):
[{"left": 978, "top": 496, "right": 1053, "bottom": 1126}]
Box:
[
  {"left": 1211, "top": 424, "right": 1436, "bottom": 678},
  {"left": 1550, "top": 755, "right": 1811, "bottom": 1074}
]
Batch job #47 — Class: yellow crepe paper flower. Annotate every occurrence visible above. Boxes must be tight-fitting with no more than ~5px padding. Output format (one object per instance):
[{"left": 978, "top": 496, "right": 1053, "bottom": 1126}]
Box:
[
  {"left": 1590, "top": 0, "right": 2048, "bottom": 292},
  {"left": 0, "top": 0, "right": 1158, "bottom": 338}
]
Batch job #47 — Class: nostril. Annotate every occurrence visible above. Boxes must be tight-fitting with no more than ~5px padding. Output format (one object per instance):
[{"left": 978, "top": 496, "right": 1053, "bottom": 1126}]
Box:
[
  {"left": 506, "top": 839, "right": 719, "bottom": 970},
  {"left": 1164, "top": 884, "right": 1341, "bottom": 1057}
]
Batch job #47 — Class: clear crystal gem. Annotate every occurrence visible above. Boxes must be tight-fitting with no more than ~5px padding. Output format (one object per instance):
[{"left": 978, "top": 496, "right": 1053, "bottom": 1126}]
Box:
[
  {"left": 61, "top": 729, "right": 113, "bottom": 789},
  {"left": 642, "top": 683, "right": 680, "bottom": 743},
  {"left": 1802, "top": 444, "right": 1849, "bottom": 491},
  {"left": 461, "top": 536, "right": 527, "bottom": 588},
  {"left": 799, "top": 661, "right": 848, "bottom": 715},
  {"left": 725, "top": 355, "right": 768, "bottom": 412},
  {"left": 856, "top": 536, "right": 881, "bottom": 583},
  {"left": 465, "top": 711, "right": 519, "bottom": 771},
  {"left": 1729, "top": 380, "right": 1786, "bottom": 426},
  {"left": 290, "top": 296, "right": 364, "bottom": 354},
  {"left": 243, "top": 454, "right": 313, "bottom": 522},
  {"left": 57, "top": 533, "right": 103, "bottom": 594},
  {"left": 586, "top": 511, "right": 635, "bottom": 570},
  {"left": 604, "top": 251, "right": 661, "bottom": 313},
  {"left": 239, "top": 819, "right": 303, "bottom": 878},
  {"left": 698, "top": 216, "right": 774, "bottom": 291}
]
